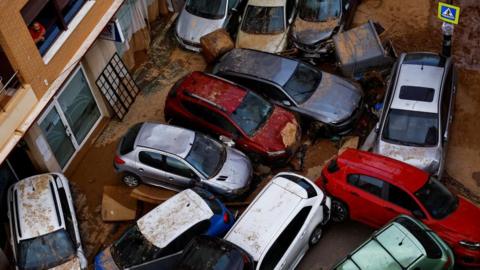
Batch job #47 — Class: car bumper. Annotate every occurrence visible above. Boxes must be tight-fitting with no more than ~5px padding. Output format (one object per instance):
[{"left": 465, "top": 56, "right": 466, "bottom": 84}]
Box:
[
  {"left": 329, "top": 100, "right": 365, "bottom": 135},
  {"left": 175, "top": 31, "right": 202, "bottom": 52},
  {"left": 293, "top": 40, "right": 335, "bottom": 57}
]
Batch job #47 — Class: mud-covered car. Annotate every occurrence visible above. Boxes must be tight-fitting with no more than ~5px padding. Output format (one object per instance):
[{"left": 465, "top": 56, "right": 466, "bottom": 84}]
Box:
[
  {"left": 165, "top": 71, "right": 302, "bottom": 163},
  {"left": 291, "top": 0, "right": 359, "bottom": 56},
  {"left": 7, "top": 173, "right": 87, "bottom": 270},
  {"left": 213, "top": 48, "right": 364, "bottom": 135},
  {"left": 236, "top": 0, "right": 297, "bottom": 53},
  {"left": 175, "top": 0, "right": 246, "bottom": 52},
  {"left": 94, "top": 188, "right": 235, "bottom": 270},
  {"left": 114, "top": 122, "right": 252, "bottom": 198},
  {"left": 372, "top": 52, "right": 456, "bottom": 178}
]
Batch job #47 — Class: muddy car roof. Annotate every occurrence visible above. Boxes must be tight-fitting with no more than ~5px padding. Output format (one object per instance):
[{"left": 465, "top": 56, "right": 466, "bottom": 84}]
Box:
[
  {"left": 224, "top": 177, "right": 305, "bottom": 261},
  {"left": 12, "top": 174, "right": 64, "bottom": 240},
  {"left": 215, "top": 49, "right": 298, "bottom": 86},
  {"left": 179, "top": 72, "right": 247, "bottom": 114},
  {"left": 247, "top": 0, "right": 286, "bottom": 7},
  {"left": 137, "top": 189, "right": 213, "bottom": 249},
  {"left": 135, "top": 122, "right": 195, "bottom": 159}
]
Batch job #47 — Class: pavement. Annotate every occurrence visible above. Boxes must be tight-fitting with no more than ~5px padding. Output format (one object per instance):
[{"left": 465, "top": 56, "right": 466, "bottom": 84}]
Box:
[{"left": 63, "top": 0, "right": 480, "bottom": 268}]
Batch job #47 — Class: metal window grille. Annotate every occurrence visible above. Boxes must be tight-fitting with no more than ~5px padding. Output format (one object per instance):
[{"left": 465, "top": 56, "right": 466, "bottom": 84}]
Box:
[{"left": 96, "top": 53, "right": 140, "bottom": 120}]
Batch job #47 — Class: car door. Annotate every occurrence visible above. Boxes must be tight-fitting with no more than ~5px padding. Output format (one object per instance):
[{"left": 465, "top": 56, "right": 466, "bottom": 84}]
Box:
[
  {"left": 383, "top": 183, "right": 427, "bottom": 222},
  {"left": 163, "top": 155, "right": 198, "bottom": 188},
  {"left": 343, "top": 174, "right": 392, "bottom": 227},
  {"left": 137, "top": 150, "right": 168, "bottom": 186},
  {"left": 258, "top": 206, "right": 312, "bottom": 270}
]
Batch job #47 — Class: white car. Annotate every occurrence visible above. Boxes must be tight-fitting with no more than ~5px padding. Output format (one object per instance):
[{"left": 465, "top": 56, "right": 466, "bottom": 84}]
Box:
[
  {"left": 236, "top": 0, "right": 297, "bottom": 53},
  {"left": 224, "top": 172, "right": 331, "bottom": 269},
  {"left": 7, "top": 173, "right": 87, "bottom": 270}
]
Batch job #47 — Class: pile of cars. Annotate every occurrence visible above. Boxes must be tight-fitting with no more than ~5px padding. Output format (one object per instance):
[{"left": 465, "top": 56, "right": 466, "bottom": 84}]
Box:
[{"left": 6, "top": 1, "right": 480, "bottom": 270}]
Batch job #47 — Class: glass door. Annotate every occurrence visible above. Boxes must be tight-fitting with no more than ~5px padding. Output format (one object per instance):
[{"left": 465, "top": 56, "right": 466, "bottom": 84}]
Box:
[{"left": 39, "top": 66, "right": 102, "bottom": 169}]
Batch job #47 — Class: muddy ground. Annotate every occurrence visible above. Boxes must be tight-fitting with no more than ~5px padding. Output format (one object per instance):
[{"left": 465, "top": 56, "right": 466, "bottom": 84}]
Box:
[{"left": 64, "top": 0, "right": 480, "bottom": 268}]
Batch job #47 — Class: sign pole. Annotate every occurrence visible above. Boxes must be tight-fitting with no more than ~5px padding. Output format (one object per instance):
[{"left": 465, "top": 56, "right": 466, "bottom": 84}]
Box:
[{"left": 442, "top": 22, "right": 453, "bottom": 57}]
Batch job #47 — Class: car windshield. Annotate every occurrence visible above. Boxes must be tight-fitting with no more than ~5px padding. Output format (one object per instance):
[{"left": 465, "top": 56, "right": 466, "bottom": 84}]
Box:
[
  {"left": 179, "top": 239, "right": 252, "bottom": 270},
  {"left": 186, "top": 134, "right": 226, "bottom": 178},
  {"left": 415, "top": 179, "right": 458, "bottom": 219},
  {"left": 298, "top": 0, "right": 341, "bottom": 22},
  {"left": 18, "top": 229, "right": 76, "bottom": 270},
  {"left": 283, "top": 63, "right": 322, "bottom": 104},
  {"left": 382, "top": 109, "right": 439, "bottom": 147},
  {"left": 111, "top": 225, "right": 163, "bottom": 268},
  {"left": 185, "top": 0, "right": 227, "bottom": 19},
  {"left": 241, "top": 6, "right": 285, "bottom": 34},
  {"left": 231, "top": 91, "right": 273, "bottom": 137}
]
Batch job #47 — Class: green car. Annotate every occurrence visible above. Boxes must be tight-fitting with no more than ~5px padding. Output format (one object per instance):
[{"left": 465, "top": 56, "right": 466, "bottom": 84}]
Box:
[{"left": 333, "top": 215, "right": 454, "bottom": 270}]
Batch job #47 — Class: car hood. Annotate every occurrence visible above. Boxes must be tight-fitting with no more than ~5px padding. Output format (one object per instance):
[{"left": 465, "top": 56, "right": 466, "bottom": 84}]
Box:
[
  {"left": 292, "top": 17, "right": 339, "bottom": 45},
  {"left": 434, "top": 197, "right": 480, "bottom": 243},
  {"left": 374, "top": 140, "right": 441, "bottom": 175},
  {"left": 299, "top": 72, "right": 363, "bottom": 124},
  {"left": 212, "top": 148, "right": 252, "bottom": 190},
  {"left": 236, "top": 30, "right": 287, "bottom": 53},
  {"left": 51, "top": 257, "right": 81, "bottom": 270},
  {"left": 252, "top": 107, "right": 300, "bottom": 152},
  {"left": 94, "top": 247, "right": 120, "bottom": 270},
  {"left": 176, "top": 10, "right": 225, "bottom": 44}
]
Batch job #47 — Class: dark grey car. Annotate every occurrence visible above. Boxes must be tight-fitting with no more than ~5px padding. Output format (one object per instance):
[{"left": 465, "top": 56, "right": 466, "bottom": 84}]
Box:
[
  {"left": 114, "top": 122, "right": 252, "bottom": 198},
  {"left": 213, "top": 48, "right": 364, "bottom": 135}
]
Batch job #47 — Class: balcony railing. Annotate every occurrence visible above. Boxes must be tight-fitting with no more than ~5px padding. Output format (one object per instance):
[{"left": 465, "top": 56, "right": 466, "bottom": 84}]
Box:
[{"left": 0, "top": 71, "right": 20, "bottom": 112}]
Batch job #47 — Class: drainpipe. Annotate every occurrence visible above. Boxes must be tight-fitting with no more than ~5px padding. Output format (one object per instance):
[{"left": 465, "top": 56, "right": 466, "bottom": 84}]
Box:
[{"left": 441, "top": 0, "right": 454, "bottom": 57}]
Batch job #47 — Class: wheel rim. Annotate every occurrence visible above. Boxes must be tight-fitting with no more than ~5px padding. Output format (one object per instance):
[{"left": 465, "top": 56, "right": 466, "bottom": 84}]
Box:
[
  {"left": 123, "top": 175, "right": 138, "bottom": 187},
  {"left": 332, "top": 201, "right": 347, "bottom": 222},
  {"left": 310, "top": 227, "right": 323, "bottom": 244}
]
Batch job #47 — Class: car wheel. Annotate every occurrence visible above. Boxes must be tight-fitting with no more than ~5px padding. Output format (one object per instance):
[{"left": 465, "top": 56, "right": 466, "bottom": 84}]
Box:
[
  {"left": 309, "top": 225, "right": 323, "bottom": 246},
  {"left": 331, "top": 199, "right": 349, "bottom": 222},
  {"left": 122, "top": 173, "right": 140, "bottom": 187}
]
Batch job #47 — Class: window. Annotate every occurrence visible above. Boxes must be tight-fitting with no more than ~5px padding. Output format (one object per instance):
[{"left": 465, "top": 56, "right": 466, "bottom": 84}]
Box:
[
  {"left": 399, "top": 86, "right": 435, "bottom": 102},
  {"left": 57, "top": 187, "right": 76, "bottom": 245},
  {"left": 120, "top": 123, "right": 143, "bottom": 155},
  {"left": 385, "top": 184, "right": 423, "bottom": 215},
  {"left": 165, "top": 156, "right": 195, "bottom": 178},
  {"left": 260, "top": 207, "right": 311, "bottom": 270},
  {"left": 242, "top": 6, "right": 285, "bottom": 34},
  {"left": 224, "top": 75, "right": 289, "bottom": 102},
  {"left": 185, "top": 0, "right": 227, "bottom": 19},
  {"left": 298, "top": 0, "right": 341, "bottom": 22},
  {"left": 283, "top": 63, "right": 322, "bottom": 104},
  {"left": 347, "top": 174, "right": 384, "bottom": 198},
  {"left": 21, "top": 0, "right": 87, "bottom": 56},
  {"left": 139, "top": 151, "right": 165, "bottom": 170},
  {"left": 183, "top": 101, "right": 239, "bottom": 136},
  {"left": 230, "top": 92, "right": 273, "bottom": 136},
  {"left": 441, "top": 68, "right": 453, "bottom": 137}
]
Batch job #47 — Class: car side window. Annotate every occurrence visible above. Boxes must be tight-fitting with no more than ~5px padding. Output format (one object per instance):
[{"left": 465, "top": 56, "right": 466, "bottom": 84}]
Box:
[
  {"left": 347, "top": 174, "right": 384, "bottom": 198},
  {"left": 286, "top": 0, "right": 295, "bottom": 22},
  {"left": 139, "top": 151, "right": 165, "bottom": 170},
  {"left": 182, "top": 100, "right": 239, "bottom": 136},
  {"left": 386, "top": 183, "right": 424, "bottom": 215},
  {"left": 259, "top": 206, "right": 312, "bottom": 270},
  {"left": 165, "top": 156, "right": 196, "bottom": 178},
  {"left": 228, "top": 0, "right": 239, "bottom": 10},
  {"left": 57, "top": 187, "right": 76, "bottom": 245},
  {"left": 441, "top": 68, "right": 453, "bottom": 137}
]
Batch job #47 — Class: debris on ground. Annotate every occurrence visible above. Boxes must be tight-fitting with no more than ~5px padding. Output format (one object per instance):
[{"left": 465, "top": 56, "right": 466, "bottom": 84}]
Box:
[
  {"left": 101, "top": 186, "right": 138, "bottom": 222},
  {"left": 338, "top": 136, "right": 359, "bottom": 155},
  {"left": 200, "top": 29, "right": 234, "bottom": 63}
]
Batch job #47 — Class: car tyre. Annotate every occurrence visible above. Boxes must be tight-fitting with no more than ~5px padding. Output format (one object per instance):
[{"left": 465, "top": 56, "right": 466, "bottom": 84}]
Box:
[
  {"left": 309, "top": 225, "right": 323, "bottom": 246},
  {"left": 331, "top": 199, "right": 349, "bottom": 223},
  {"left": 122, "top": 173, "right": 140, "bottom": 187}
]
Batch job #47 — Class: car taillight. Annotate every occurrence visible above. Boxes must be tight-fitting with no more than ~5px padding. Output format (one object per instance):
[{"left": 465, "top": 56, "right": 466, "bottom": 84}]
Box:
[
  {"left": 223, "top": 213, "right": 230, "bottom": 223},
  {"left": 114, "top": 155, "right": 125, "bottom": 165}
]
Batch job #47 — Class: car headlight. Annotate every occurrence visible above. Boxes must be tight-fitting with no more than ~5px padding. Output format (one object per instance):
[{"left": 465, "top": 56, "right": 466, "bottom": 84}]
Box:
[
  {"left": 460, "top": 240, "right": 480, "bottom": 250},
  {"left": 267, "top": 150, "right": 286, "bottom": 157}
]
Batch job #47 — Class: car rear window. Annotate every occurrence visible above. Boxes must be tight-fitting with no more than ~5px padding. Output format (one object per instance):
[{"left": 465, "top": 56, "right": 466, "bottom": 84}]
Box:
[
  {"left": 403, "top": 53, "right": 446, "bottom": 67},
  {"left": 120, "top": 123, "right": 143, "bottom": 155},
  {"left": 278, "top": 174, "right": 317, "bottom": 198},
  {"left": 395, "top": 217, "right": 442, "bottom": 259},
  {"left": 193, "top": 188, "right": 223, "bottom": 214},
  {"left": 399, "top": 86, "right": 435, "bottom": 102}
]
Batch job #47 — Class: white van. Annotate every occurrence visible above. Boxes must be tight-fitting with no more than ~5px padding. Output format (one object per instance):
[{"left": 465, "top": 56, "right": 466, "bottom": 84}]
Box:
[{"left": 225, "top": 172, "right": 331, "bottom": 270}]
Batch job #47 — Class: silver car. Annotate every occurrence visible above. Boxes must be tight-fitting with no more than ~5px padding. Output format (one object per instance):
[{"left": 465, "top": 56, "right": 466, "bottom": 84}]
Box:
[
  {"left": 175, "top": 0, "right": 245, "bottom": 52},
  {"left": 114, "top": 122, "right": 252, "bottom": 198},
  {"left": 373, "top": 52, "right": 456, "bottom": 178}
]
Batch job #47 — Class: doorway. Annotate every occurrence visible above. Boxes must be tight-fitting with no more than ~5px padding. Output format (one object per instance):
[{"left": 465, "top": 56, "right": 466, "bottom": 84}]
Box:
[{"left": 39, "top": 65, "right": 102, "bottom": 169}]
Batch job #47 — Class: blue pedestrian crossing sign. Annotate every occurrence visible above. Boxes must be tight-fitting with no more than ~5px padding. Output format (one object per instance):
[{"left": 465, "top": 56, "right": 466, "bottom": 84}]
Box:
[{"left": 438, "top": 2, "right": 460, "bottom": 24}]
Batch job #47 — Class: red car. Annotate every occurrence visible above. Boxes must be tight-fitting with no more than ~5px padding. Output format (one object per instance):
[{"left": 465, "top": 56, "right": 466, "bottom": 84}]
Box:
[
  {"left": 165, "top": 71, "right": 301, "bottom": 162},
  {"left": 316, "top": 149, "right": 480, "bottom": 267}
]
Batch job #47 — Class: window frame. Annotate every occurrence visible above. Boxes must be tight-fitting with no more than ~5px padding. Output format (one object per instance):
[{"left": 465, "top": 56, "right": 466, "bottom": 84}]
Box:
[
  {"left": 138, "top": 151, "right": 166, "bottom": 171},
  {"left": 164, "top": 156, "right": 198, "bottom": 179}
]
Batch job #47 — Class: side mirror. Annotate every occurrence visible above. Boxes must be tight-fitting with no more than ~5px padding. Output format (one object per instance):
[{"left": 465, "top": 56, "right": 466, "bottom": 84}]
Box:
[
  {"left": 344, "top": 2, "right": 350, "bottom": 10},
  {"left": 219, "top": 135, "right": 235, "bottom": 147},
  {"left": 288, "top": 17, "right": 294, "bottom": 25},
  {"left": 282, "top": 100, "right": 292, "bottom": 107},
  {"left": 374, "top": 122, "right": 380, "bottom": 133},
  {"left": 231, "top": 7, "right": 238, "bottom": 13},
  {"left": 443, "top": 132, "right": 448, "bottom": 142},
  {"left": 412, "top": 209, "right": 425, "bottom": 220}
]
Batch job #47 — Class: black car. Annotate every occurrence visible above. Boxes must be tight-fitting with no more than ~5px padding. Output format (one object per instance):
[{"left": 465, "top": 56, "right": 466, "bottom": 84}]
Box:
[
  {"left": 213, "top": 48, "right": 364, "bottom": 135},
  {"left": 291, "top": 0, "right": 360, "bottom": 57},
  {"left": 177, "top": 236, "right": 255, "bottom": 270}
]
